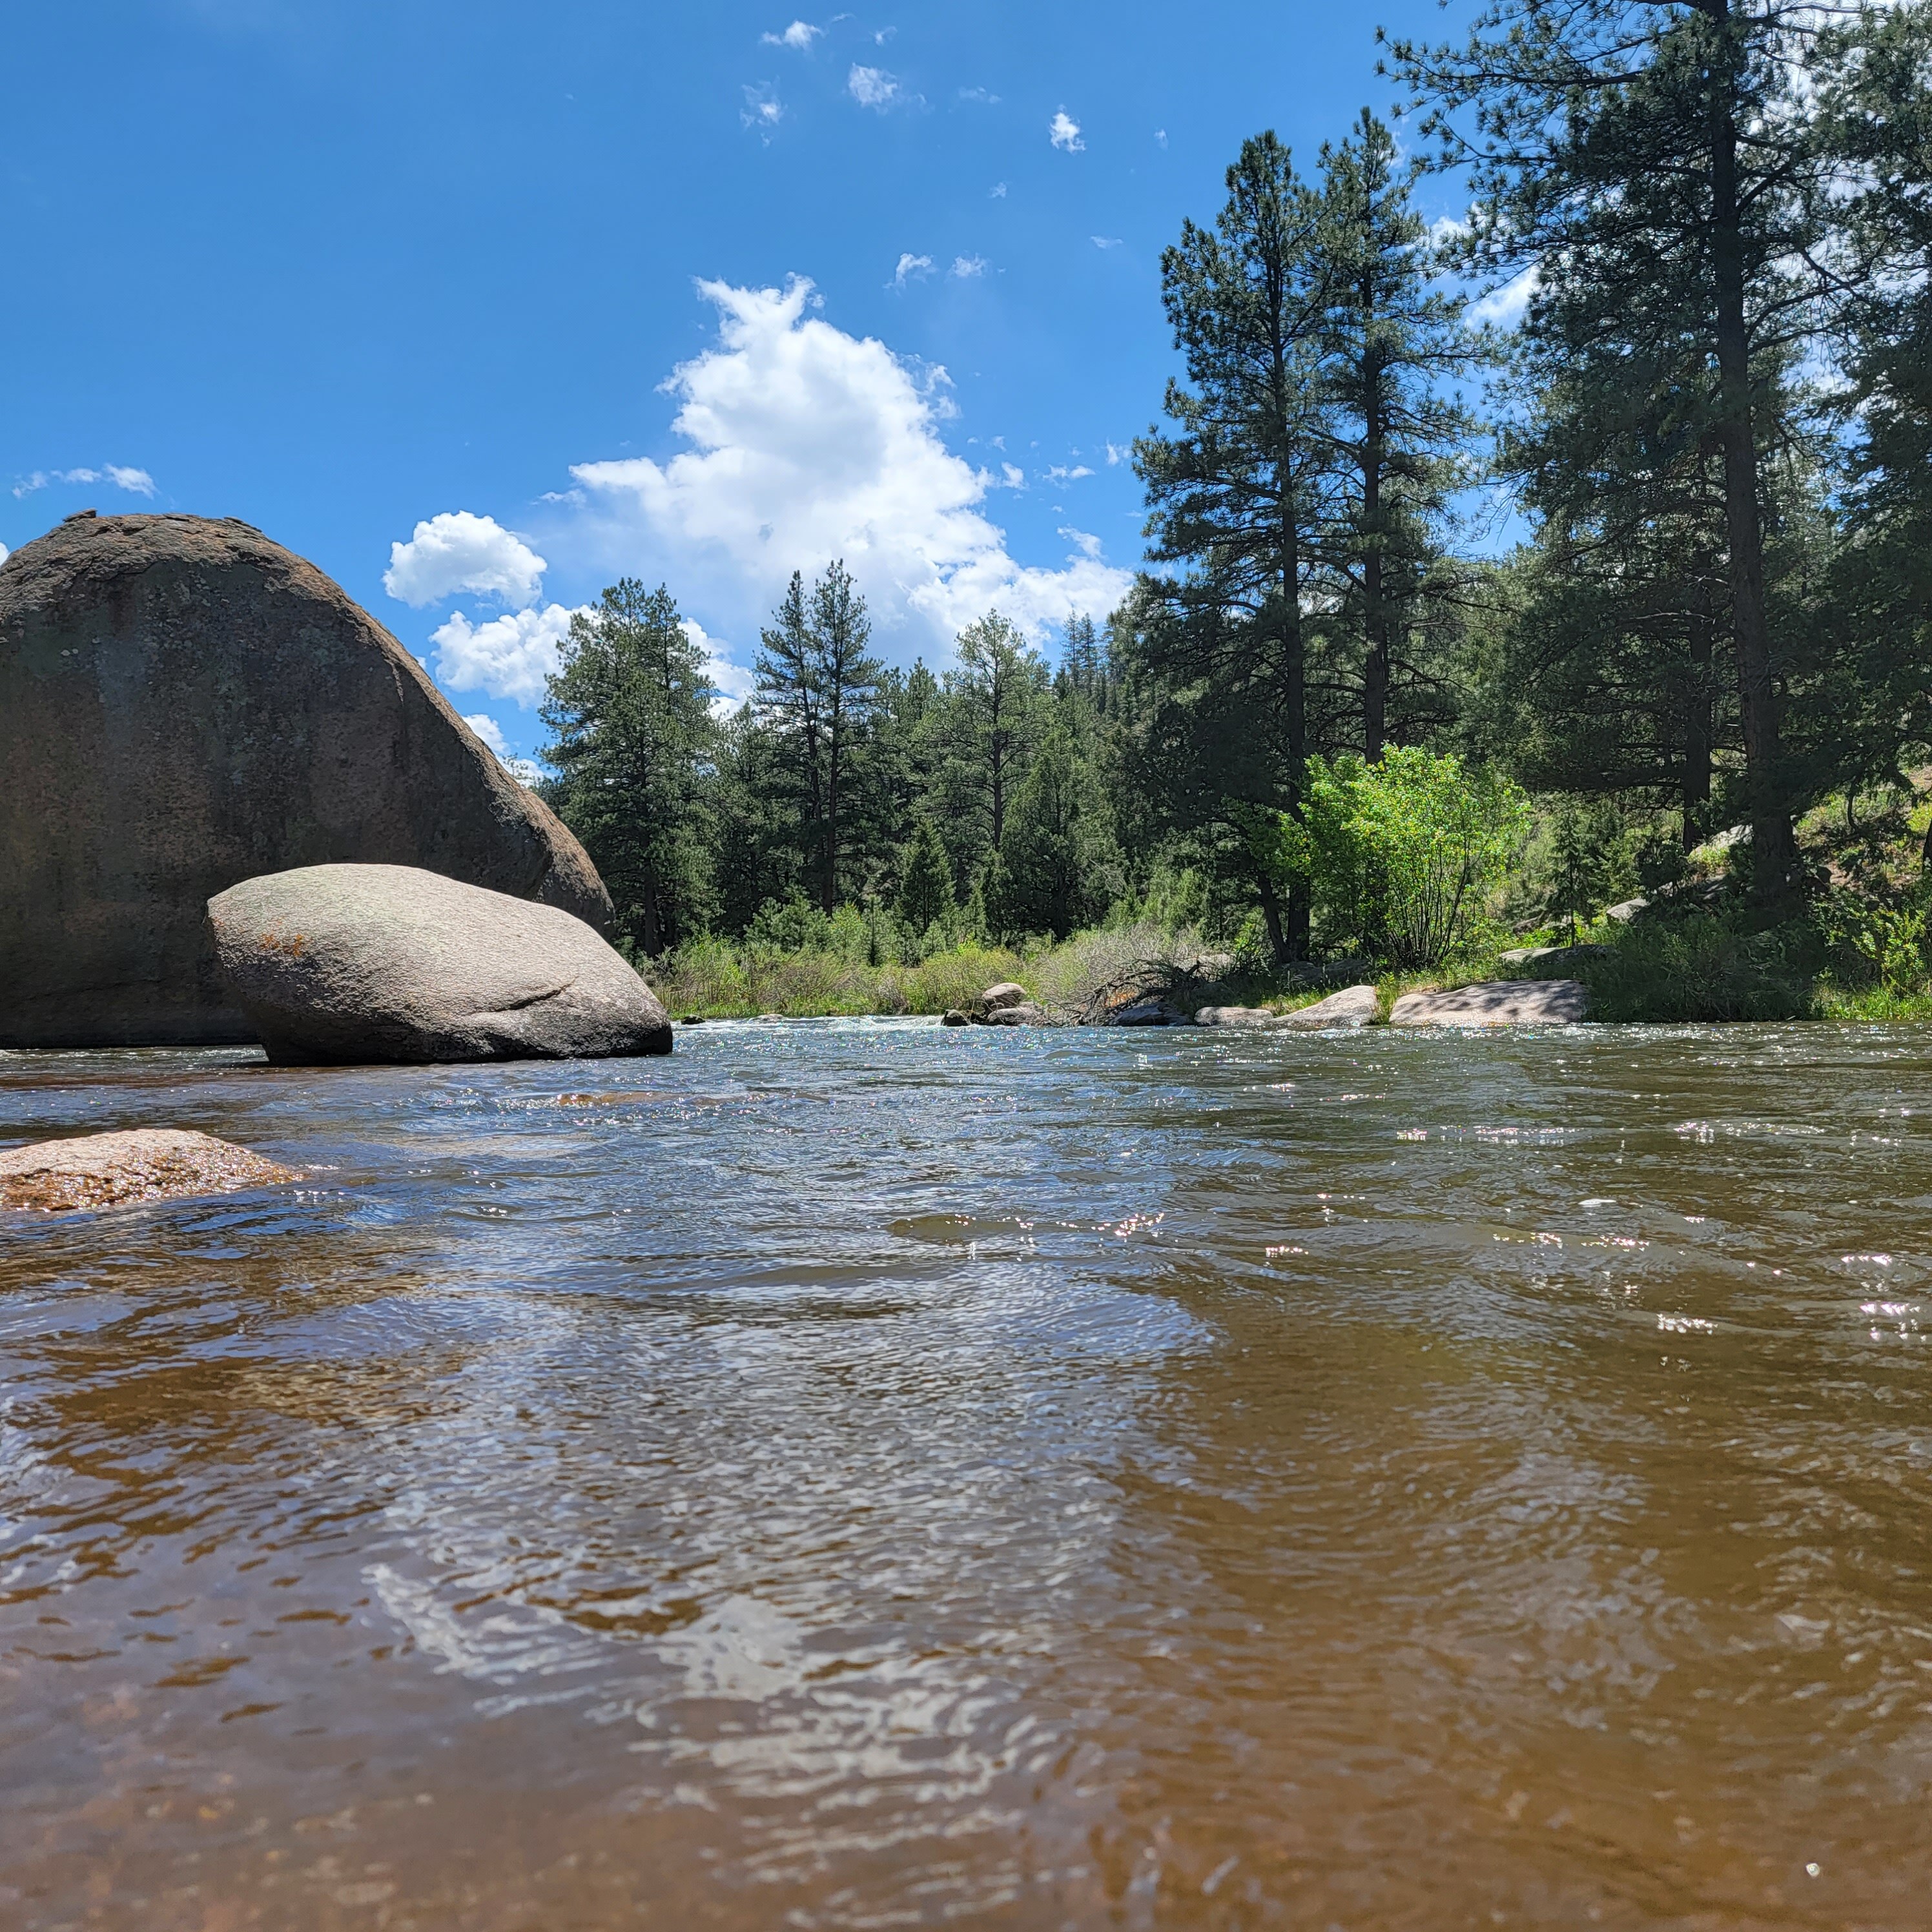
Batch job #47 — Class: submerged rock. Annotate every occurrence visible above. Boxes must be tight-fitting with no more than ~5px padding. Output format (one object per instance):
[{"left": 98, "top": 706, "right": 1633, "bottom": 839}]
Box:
[
  {"left": 209, "top": 863, "right": 672, "bottom": 1065},
  {"left": 0, "top": 512, "right": 610, "bottom": 1048},
  {"left": 1389, "top": 979, "right": 1590, "bottom": 1027},
  {"left": 0, "top": 1128, "right": 297, "bottom": 1213},
  {"left": 1193, "top": 1005, "right": 1283, "bottom": 1028}
]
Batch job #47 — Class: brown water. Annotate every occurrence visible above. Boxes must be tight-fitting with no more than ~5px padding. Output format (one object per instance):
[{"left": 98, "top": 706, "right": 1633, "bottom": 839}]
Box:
[{"left": 3, "top": 1020, "right": 1931, "bottom": 1930}]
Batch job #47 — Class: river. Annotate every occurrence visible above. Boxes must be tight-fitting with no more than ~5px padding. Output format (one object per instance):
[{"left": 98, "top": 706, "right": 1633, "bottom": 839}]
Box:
[{"left": 3, "top": 1019, "right": 1930, "bottom": 1928}]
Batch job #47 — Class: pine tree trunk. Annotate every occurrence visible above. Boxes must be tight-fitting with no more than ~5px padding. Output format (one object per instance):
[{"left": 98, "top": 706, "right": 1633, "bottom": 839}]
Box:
[
  {"left": 1362, "top": 320, "right": 1388, "bottom": 762},
  {"left": 1684, "top": 610, "right": 1714, "bottom": 848},
  {"left": 1283, "top": 540, "right": 1311, "bottom": 961},
  {"left": 1707, "top": 25, "right": 1795, "bottom": 898}
]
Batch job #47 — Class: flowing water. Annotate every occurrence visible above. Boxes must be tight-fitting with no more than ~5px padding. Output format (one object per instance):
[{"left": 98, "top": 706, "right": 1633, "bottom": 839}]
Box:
[{"left": 3, "top": 1019, "right": 1932, "bottom": 1929}]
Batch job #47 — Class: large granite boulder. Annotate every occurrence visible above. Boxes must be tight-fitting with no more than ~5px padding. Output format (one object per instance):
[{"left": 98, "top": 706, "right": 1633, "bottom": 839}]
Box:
[
  {"left": 0, "top": 511, "right": 610, "bottom": 1047},
  {"left": 0, "top": 1129, "right": 297, "bottom": 1213},
  {"left": 1389, "top": 979, "right": 1589, "bottom": 1027},
  {"left": 209, "top": 865, "right": 672, "bottom": 1065}
]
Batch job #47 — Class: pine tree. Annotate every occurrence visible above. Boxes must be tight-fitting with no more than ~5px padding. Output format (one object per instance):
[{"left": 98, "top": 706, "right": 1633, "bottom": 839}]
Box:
[
  {"left": 1389, "top": 0, "right": 1852, "bottom": 898},
  {"left": 1545, "top": 801, "right": 1609, "bottom": 943},
  {"left": 753, "top": 561, "right": 883, "bottom": 912},
  {"left": 940, "top": 612, "right": 1050, "bottom": 865},
  {"left": 1133, "top": 130, "right": 1331, "bottom": 960},
  {"left": 540, "top": 579, "right": 715, "bottom": 958},
  {"left": 897, "top": 817, "right": 956, "bottom": 934},
  {"left": 998, "top": 726, "right": 1124, "bottom": 940},
  {"left": 1313, "top": 109, "right": 1479, "bottom": 758}
]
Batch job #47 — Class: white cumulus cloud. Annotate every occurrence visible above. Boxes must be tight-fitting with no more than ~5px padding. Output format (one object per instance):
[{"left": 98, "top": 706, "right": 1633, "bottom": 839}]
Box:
[
  {"left": 566, "top": 278, "right": 1130, "bottom": 652},
  {"left": 890, "top": 251, "right": 933, "bottom": 289},
  {"left": 762, "top": 19, "right": 819, "bottom": 47},
  {"left": 1471, "top": 264, "right": 1539, "bottom": 328},
  {"left": 462, "top": 712, "right": 511, "bottom": 757},
  {"left": 430, "top": 603, "right": 586, "bottom": 705},
  {"left": 741, "top": 83, "right": 783, "bottom": 130},
  {"left": 0, "top": 542, "right": 8, "bottom": 566},
  {"left": 848, "top": 65, "right": 899, "bottom": 107},
  {"left": 950, "top": 254, "right": 987, "bottom": 278},
  {"left": 1049, "top": 110, "right": 1084, "bottom": 152},
  {"left": 385, "top": 511, "right": 547, "bottom": 609},
  {"left": 683, "top": 617, "right": 757, "bottom": 718}
]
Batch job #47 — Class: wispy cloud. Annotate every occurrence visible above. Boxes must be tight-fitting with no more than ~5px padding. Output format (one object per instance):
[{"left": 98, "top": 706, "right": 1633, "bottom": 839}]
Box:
[
  {"left": 1045, "top": 464, "right": 1094, "bottom": 485},
  {"left": 741, "top": 83, "right": 783, "bottom": 132},
  {"left": 848, "top": 63, "right": 899, "bottom": 108},
  {"left": 12, "top": 464, "right": 156, "bottom": 499},
  {"left": 1090, "top": 235, "right": 1122, "bottom": 250},
  {"left": 889, "top": 251, "right": 934, "bottom": 290},
  {"left": 1155, "top": 128, "right": 1168, "bottom": 148},
  {"left": 761, "top": 19, "right": 819, "bottom": 48},
  {"left": 950, "top": 254, "right": 987, "bottom": 279},
  {"left": 958, "top": 85, "right": 998, "bottom": 103},
  {"left": 1049, "top": 109, "right": 1084, "bottom": 152},
  {"left": 1104, "top": 441, "right": 1128, "bottom": 466},
  {"left": 989, "top": 180, "right": 1007, "bottom": 199}
]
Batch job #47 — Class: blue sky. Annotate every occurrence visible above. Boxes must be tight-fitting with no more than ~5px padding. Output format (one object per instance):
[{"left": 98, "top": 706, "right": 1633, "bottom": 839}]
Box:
[{"left": 1, "top": 0, "right": 1491, "bottom": 765}]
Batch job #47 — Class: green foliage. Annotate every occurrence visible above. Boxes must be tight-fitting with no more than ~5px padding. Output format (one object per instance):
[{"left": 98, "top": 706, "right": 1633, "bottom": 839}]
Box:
[
  {"left": 539, "top": 579, "right": 715, "bottom": 958},
  {"left": 1545, "top": 802, "right": 1610, "bottom": 941},
  {"left": 996, "top": 726, "right": 1124, "bottom": 940},
  {"left": 897, "top": 818, "right": 955, "bottom": 933},
  {"left": 1259, "top": 747, "right": 1530, "bottom": 967}
]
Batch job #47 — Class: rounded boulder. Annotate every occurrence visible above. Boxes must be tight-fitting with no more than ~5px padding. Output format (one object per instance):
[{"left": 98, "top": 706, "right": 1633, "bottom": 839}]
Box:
[
  {"left": 209, "top": 864, "right": 672, "bottom": 1065},
  {"left": 0, "top": 512, "right": 611, "bottom": 1047}
]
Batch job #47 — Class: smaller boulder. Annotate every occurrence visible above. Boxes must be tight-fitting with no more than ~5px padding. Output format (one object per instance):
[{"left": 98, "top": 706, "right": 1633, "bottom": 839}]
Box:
[
  {"left": 757, "top": 1012, "right": 785, "bottom": 1022},
  {"left": 940, "top": 1009, "right": 971, "bottom": 1027},
  {"left": 0, "top": 1129, "right": 297, "bottom": 1213},
  {"left": 1279, "top": 984, "right": 1380, "bottom": 1029},
  {"left": 210, "top": 863, "right": 673, "bottom": 1065},
  {"left": 1389, "top": 979, "right": 1589, "bottom": 1027},
  {"left": 1110, "top": 998, "right": 1186, "bottom": 1027},
  {"left": 983, "top": 1002, "right": 1048, "bottom": 1026},
  {"left": 980, "top": 982, "right": 1029, "bottom": 1011},
  {"left": 1193, "top": 1005, "right": 1282, "bottom": 1028}
]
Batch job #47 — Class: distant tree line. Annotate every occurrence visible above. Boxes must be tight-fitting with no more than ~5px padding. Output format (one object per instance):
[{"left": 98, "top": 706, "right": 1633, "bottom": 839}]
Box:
[{"left": 541, "top": 1, "right": 1932, "bottom": 965}]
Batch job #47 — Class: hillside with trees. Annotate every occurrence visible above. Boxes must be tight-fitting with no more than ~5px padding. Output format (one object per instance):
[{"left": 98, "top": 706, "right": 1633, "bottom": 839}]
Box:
[{"left": 540, "top": 1, "right": 1932, "bottom": 1021}]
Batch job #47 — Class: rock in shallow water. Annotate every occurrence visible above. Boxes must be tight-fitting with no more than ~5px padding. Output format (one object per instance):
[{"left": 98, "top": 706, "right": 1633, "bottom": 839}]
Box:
[
  {"left": 1389, "top": 978, "right": 1589, "bottom": 1027},
  {"left": 0, "top": 512, "right": 610, "bottom": 1048},
  {"left": 209, "top": 863, "right": 672, "bottom": 1065},
  {"left": 0, "top": 1129, "right": 298, "bottom": 1213},
  {"left": 1280, "top": 984, "right": 1381, "bottom": 1028}
]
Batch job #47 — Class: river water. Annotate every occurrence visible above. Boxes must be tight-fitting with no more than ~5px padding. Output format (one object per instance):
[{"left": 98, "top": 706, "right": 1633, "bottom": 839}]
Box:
[{"left": 3, "top": 1019, "right": 1931, "bottom": 1929}]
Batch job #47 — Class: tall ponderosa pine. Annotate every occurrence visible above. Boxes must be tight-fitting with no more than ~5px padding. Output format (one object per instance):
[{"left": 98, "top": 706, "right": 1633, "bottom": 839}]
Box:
[
  {"left": 940, "top": 612, "right": 1050, "bottom": 863},
  {"left": 1390, "top": 0, "right": 1849, "bottom": 898},
  {"left": 754, "top": 560, "right": 883, "bottom": 912},
  {"left": 1133, "top": 130, "right": 1328, "bottom": 959},
  {"left": 1314, "top": 109, "right": 1479, "bottom": 758},
  {"left": 1821, "top": 3, "right": 1932, "bottom": 797},
  {"left": 540, "top": 579, "right": 715, "bottom": 958}
]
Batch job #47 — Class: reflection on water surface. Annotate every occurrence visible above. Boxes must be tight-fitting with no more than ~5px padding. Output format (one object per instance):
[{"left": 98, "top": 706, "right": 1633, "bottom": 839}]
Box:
[{"left": 3, "top": 1020, "right": 1932, "bottom": 1927}]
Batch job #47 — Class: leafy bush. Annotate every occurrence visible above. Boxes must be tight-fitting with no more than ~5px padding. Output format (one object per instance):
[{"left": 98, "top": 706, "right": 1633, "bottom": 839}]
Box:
[{"left": 1253, "top": 748, "right": 1530, "bottom": 967}]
